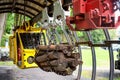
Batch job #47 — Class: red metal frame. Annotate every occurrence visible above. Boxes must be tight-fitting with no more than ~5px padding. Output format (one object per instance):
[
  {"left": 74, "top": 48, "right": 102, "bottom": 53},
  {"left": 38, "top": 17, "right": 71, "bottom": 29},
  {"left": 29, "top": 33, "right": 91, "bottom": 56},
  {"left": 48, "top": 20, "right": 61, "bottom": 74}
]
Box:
[{"left": 66, "top": 0, "right": 120, "bottom": 31}]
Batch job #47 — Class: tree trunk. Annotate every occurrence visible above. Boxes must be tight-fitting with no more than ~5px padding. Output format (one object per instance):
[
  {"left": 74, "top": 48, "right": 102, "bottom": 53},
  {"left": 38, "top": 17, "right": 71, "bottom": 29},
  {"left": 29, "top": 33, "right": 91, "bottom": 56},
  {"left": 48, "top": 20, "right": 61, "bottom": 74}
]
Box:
[{"left": 0, "top": 13, "right": 7, "bottom": 42}]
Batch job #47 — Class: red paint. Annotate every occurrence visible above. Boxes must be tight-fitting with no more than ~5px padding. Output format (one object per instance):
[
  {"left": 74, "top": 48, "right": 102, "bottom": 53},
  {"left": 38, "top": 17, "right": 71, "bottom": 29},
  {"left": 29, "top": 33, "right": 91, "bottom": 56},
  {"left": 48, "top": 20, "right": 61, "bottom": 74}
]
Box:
[{"left": 66, "top": 0, "right": 120, "bottom": 31}]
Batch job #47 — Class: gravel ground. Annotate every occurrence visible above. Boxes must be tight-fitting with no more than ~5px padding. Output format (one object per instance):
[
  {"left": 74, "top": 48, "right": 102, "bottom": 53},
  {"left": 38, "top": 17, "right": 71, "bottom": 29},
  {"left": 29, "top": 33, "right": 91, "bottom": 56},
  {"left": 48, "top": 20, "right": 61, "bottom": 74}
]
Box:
[{"left": 0, "top": 65, "right": 120, "bottom": 80}]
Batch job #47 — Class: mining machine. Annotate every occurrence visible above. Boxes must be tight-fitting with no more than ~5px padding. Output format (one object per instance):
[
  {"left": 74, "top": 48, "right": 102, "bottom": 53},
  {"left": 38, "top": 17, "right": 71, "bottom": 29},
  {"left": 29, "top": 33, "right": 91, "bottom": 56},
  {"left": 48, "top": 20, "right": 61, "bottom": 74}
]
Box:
[{"left": 9, "top": 0, "right": 120, "bottom": 80}]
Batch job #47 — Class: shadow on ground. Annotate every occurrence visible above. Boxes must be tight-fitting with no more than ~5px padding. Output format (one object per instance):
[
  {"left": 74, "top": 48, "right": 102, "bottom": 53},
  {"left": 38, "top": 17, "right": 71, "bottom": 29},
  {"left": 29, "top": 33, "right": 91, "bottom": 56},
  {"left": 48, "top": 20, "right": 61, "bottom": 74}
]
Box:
[{"left": 0, "top": 66, "right": 13, "bottom": 80}]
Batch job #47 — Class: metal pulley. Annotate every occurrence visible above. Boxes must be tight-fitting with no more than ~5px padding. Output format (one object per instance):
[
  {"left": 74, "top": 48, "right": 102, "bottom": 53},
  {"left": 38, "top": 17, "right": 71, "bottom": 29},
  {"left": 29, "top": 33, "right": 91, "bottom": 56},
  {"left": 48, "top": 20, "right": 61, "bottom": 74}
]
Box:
[{"left": 35, "top": 44, "right": 82, "bottom": 75}]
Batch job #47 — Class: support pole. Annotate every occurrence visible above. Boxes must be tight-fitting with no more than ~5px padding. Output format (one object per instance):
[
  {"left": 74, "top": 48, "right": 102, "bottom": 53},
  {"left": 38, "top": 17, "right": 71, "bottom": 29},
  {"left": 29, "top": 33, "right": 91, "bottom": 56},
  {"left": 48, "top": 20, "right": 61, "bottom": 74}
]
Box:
[
  {"left": 86, "top": 31, "right": 96, "bottom": 80},
  {"left": 73, "top": 31, "right": 82, "bottom": 80},
  {"left": 103, "top": 29, "right": 114, "bottom": 80}
]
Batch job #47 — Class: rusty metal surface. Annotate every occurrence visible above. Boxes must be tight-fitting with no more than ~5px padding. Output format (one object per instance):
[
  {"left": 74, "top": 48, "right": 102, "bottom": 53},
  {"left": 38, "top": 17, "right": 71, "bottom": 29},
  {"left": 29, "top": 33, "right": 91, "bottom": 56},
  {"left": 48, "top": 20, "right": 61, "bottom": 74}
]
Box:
[{"left": 35, "top": 44, "right": 82, "bottom": 76}]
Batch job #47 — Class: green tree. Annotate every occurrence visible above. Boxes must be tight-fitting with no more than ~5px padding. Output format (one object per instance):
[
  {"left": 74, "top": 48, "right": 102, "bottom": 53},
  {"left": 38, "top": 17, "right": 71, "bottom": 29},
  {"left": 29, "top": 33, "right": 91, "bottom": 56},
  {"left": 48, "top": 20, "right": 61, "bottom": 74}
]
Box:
[
  {"left": 91, "top": 29, "right": 105, "bottom": 43},
  {"left": 5, "top": 13, "right": 14, "bottom": 34},
  {"left": 81, "top": 29, "right": 116, "bottom": 43},
  {"left": 0, "top": 34, "right": 10, "bottom": 46},
  {"left": 0, "top": 13, "right": 14, "bottom": 46},
  {"left": 0, "top": 13, "right": 30, "bottom": 46}
]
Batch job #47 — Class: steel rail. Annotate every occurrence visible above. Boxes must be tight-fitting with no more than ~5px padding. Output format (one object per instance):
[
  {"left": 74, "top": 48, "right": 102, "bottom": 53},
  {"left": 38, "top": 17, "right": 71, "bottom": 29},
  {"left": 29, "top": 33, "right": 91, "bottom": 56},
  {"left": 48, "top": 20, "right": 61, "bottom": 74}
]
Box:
[
  {"left": 103, "top": 29, "right": 114, "bottom": 80},
  {"left": 86, "top": 31, "right": 96, "bottom": 80}
]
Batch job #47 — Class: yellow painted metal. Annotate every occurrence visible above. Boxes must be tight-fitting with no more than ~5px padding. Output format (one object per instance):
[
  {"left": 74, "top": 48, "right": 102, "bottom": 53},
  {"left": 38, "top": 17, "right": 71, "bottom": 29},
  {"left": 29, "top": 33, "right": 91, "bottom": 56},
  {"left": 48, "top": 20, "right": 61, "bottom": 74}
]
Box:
[
  {"left": 9, "top": 36, "right": 17, "bottom": 64},
  {"left": 20, "top": 49, "right": 38, "bottom": 68},
  {"left": 9, "top": 21, "right": 46, "bottom": 69}
]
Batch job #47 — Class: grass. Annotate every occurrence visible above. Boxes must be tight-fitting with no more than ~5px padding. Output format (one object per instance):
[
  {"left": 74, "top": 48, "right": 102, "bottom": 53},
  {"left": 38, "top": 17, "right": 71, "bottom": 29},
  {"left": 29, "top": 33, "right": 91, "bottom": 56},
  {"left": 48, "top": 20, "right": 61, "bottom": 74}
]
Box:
[
  {"left": 82, "top": 47, "right": 118, "bottom": 67},
  {"left": 81, "top": 47, "right": 120, "bottom": 80},
  {"left": 0, "top": 61, "right": 13, "bottom": 66}
]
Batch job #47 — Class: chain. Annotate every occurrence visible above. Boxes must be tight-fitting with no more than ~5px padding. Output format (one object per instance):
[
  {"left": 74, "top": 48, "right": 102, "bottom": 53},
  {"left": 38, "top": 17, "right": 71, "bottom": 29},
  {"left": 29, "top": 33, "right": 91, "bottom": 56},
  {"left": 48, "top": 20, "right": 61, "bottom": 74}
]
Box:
[
  {"left": 39, "top": 31, "right": 44, "bottom": 45},
  {"left": 67, "top": 30, "right": 77, "bottom": 52},
  {"left": 68, "top": 30, "right": 75, "bottom": 45},
  {"left": 45, "top": 23, "right": 58, "bottom": 71},
  {"left": 48, "top": 24, "right": 57, "bottom": 45}
]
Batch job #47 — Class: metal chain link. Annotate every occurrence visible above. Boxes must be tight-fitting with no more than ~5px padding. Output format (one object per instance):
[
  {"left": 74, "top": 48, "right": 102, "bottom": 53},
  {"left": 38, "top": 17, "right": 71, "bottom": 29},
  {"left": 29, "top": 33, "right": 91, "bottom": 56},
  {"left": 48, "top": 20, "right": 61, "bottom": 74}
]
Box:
[
  {"left": 68, "top": 30, "right": 75, "bottom": 45},
  {"left": 46, "top": 23, "right": 58, "bottom": 71},
  {"left": 67, "top": 30, "right": 78, "bottom": 52},
  {"left": 48, "top": 24, "right": 57, "bottom": 45}
]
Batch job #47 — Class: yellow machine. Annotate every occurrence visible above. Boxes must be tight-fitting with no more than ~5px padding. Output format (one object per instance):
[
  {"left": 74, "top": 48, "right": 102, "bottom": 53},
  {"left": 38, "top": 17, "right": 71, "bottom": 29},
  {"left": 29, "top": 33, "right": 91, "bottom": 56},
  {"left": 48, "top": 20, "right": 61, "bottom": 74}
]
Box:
[{"left": 9, "top": 21, "right": 47, "bottom": 68}]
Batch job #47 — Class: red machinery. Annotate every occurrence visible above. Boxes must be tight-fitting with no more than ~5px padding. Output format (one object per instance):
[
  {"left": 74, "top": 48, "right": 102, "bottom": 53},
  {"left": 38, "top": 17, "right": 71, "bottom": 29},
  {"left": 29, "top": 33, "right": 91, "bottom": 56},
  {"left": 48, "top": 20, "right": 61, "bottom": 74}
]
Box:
[{"left": 66, "top": 0, "right": 120, "bottom": 30}]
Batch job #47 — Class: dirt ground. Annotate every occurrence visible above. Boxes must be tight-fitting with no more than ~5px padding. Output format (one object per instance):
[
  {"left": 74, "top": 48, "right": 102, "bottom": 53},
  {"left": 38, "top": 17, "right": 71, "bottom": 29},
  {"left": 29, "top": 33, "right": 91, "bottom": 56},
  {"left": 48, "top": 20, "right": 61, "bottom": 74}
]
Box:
[{"left": 0, "top": 65, "right": 120, "bottom": 80}]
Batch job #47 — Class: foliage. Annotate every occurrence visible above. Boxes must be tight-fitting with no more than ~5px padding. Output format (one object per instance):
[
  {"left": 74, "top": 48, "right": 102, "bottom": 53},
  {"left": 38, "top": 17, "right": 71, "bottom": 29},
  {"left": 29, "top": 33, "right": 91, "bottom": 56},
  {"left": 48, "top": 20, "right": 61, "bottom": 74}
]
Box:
[
  {"left": 91, "top": 29, "right": 105, "bottom": 43},
  {"left": 5, "top": 13, "right": 14, "bottom": 34},
  {"left": 109, "top": 29, "right": 116, "bottom": 39},
  {"left": 0, "top": 33, "right": 10, "bottom": 46},
  {"left": 91, "top": 29, "right": 116, "bottom": 43},
  {"left": 76, "top": 31, "right": 84, "bottom": 37},
  {"left": 0, "top": 13, "right": 14, "bottom": 46},
  {"left": 4, "top": 13, "right": 30, "bottom": 34},
  {"left": 77, "top": 29, "right": 116, "bottom": 43},
  {"left": 0, "top": 13, "right": 30, "bottom": 46},
  {"left": 56, "top": 26, "right": 63, "bottom": 34}
]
